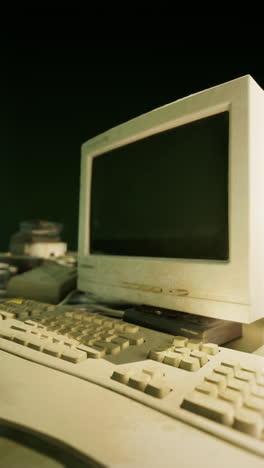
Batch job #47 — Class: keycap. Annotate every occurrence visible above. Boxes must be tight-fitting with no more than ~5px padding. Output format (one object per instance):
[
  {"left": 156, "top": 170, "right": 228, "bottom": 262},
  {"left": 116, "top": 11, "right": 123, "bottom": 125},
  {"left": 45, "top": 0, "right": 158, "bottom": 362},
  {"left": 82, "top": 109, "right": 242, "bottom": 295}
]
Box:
[
  {"left": 124, "top": 324, "right": 139, "bottom": 333},
  {"left": 205, "top": 373, "right": 227, "bottom": 391},
  {"left": 0, "top": 311, "right": 16, "bottom": 319},
  {"left": 128, "top": 372, "right": 151, "bottom": 391},
  {"left": 174, "top": 347, "right": 190, "bottom": 358},
  {"left": 60, "top": 323, "right": 75, "bottom": 335},
  {"left": 94, "top": 341, "right": 120, "bottom": 355},
  {"left": 235, "top": 370, "right": 255, "bottom": 384},
  {"left": 227, "top": 378, "right": 251, "bottom": 397},
  {"left": 69, "top": 331, "right": 84, "bottom": 340},
  {"left": 43, "top": 343, "right": 65, "bottom": 358},
  {"left": 244, "top": 396, "right": 264, "bottom": 413},
  {"left": 13, "top": 332, "right": 31, "bottom": 346},
  {"left": 11, "top": 324, "right": 29, "bottom": 333},
  {"left": 70, "top": 325, "right": 85, "bottom": 335},
  {"left": 0, "top": 329, "right": 16, "bottom": 340},
  {"left": 145, "top": 378, "right": 171, "bottom": 398},
  {"left": 163, "top": 344, "right": 175, "bottom": 352},
  {"left": 233, "top": 408, "right": 264, "bottom": 438},
  {"left": 103, "top": 329, "right": 117, "bottom": 337},
  {"left": 190, "top": 351, "right": 208, "bottom": 367},
  {"left": 181, "top": 391, "right": 234, "bottom": 425},
  {"left": 187, "top": 339, "right": 202, "bottom": 351},
  {"left": 32, "top": 322, "right": 46, "bottom": 330},
  {"left": 76, "top": 344, "right": 105, "bottom": 359},
  {"left": 201, "top": 343, "right": 219, "bottom": 355},
  {"left": 112, "top": 336, "right": 130, "bottom": 350},
  {"left": 47, "top": 325, "right": 61, "bottom": 332},
  {"left": 79, "top": 326, "right": 94, "bottom": 335},
  {"left": 41, "top": 331, "right": 61, "bottom": 341},
  {"left": 30, "top": 329, "right": 43, "bottom": 338},
  {"left": 72, "top": 313, "right": 83, "bottom": 320},
  {"left": 27, "top": 337, "right": 51, "bottom": 352},
  {"left": 142, "top": 366, "right": 165, "bottom": 379},
  {"left": 82, "top": 336, "right": 98, "bottom": 346},
  {"left": 251, "top": 386, "right": 264, "bottom": 399},
  {"left": 241, "top": 365, "right": 259, "bottom": 377},
  {"left": 60, "top": 335, "right": 77, "bottom": 345},
  {"left": 163, "top": 352, "right": 182, "bottom": 368},
  {"left": 24, "top": 320, "right": 38, "bottom": 328},
  {"left": 104, "top": 320, "right": 116, "bottom": 329},
  {"left": 81, "top": 315, "right": 93, "bottom": 323},
  {"left": 180, "top": 357, "right": 200, "bottom": 372},
  {"left": 65, "top": 311, "right": 74, "bottom": 318},
  {"left": 36, "top": 315, "right": 50, "bottom": 324},
  {"left": 91, "top": 342, "right": 107, "bottom": 354},
  {"left": 119, "top": 332, "right": 144, "bottom": 345},
  {"left": 93, "top": 317, "right": 104, "bottom": 325},
  {"left": 221, "top": 360, "right": 240, "bottom": 373},
  {"left": 16, "top": 311, "right": 29, "bottom": 319},
  {"left": 148, "top": 348, "right": 166, "bottom": 362},
  {"left": 31, "top": 318, "right": 47, "bottom": 326},
  {"left": 195, "top": 382, "right": 218, "bottom": 398},
  {"left": 100, "top": 333, "right": 118, "bottom": 343},
  {"left": 65, "top": 323, "right": 79, "bottom": 332},
  {"left": 61, "top": 348, "right": 87, "bottom": 364},
  {"left": 214, "top": 364, "right": 234, "bottom": 380},
  {"left": 218, "top": 388, "right": 243, "bottom": 408},
  {"left": 256, "top": 375, "right": 264, "bottom": 387},
  {"left": 173, "top": 336, "right": 188, "bottom": 347},
  {"left": 93, "top": 329, "right": 106, "bottom": 338},
  {"left": 111, "top": 367, "right": 134, "bottom": 384}
]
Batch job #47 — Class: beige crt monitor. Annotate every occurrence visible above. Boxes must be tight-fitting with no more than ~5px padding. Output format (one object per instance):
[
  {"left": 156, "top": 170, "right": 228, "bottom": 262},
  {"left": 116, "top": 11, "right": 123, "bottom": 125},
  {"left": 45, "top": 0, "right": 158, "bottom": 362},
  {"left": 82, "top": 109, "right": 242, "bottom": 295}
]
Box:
[{"left": 78, "top": 75, "right": 264, "bottom": 325}]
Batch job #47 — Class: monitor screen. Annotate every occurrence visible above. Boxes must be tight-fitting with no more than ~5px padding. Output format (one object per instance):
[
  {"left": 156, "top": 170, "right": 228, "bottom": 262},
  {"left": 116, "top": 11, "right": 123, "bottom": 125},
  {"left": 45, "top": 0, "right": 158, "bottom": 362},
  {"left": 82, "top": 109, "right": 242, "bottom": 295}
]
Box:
[{"left": 90, "top": 111, "right": 229, "bottom": 260}]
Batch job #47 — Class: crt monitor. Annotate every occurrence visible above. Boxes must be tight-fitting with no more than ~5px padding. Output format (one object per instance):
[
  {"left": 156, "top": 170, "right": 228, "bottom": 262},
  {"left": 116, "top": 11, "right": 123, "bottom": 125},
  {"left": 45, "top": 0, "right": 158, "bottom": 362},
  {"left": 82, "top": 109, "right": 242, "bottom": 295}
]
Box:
[{"left": 78, "top": 75, "right": 264, "bottom": 325}]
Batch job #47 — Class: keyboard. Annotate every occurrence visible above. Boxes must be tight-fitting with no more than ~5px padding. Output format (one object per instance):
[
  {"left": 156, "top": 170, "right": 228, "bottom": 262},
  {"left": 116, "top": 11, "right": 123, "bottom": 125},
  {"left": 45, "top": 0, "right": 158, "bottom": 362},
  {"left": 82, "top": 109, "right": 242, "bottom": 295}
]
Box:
[{"left": 1, "top": 299, "right": 264, "bottom": 461}]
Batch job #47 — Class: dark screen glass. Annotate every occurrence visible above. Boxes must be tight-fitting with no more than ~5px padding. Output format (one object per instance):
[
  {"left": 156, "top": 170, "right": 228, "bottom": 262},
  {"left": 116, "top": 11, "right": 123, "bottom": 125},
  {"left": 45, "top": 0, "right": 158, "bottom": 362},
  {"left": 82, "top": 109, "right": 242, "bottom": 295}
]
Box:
[{"left": 90, "top": 112, "right": 229, "bottom": 260}]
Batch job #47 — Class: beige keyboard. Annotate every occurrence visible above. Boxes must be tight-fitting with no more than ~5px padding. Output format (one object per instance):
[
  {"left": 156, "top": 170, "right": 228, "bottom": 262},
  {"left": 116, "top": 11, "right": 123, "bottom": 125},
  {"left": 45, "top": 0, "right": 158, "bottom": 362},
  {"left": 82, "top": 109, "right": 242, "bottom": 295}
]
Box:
[{"left": 1, "top": 299, "right": 264, "bottom": 458}]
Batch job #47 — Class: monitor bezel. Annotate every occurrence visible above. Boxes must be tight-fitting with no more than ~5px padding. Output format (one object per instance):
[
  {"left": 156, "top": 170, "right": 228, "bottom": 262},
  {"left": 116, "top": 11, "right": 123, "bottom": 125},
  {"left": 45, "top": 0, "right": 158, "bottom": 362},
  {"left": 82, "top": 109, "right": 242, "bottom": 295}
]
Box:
[{"left": 78, "top": 76, "right": 259, "bottom": 323}]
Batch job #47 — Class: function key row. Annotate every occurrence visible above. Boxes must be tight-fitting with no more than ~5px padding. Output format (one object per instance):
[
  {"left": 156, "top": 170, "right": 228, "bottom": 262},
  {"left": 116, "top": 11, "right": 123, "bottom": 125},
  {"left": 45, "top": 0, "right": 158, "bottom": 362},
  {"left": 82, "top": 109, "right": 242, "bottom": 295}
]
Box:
[{"left": 40, "top": 311, "right": 139, "bottom": 334}]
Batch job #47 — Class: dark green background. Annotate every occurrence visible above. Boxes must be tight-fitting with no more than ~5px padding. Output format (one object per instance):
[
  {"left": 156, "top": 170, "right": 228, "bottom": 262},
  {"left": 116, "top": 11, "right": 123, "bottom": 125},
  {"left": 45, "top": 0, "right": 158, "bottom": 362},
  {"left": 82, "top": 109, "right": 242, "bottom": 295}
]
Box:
[{"left": 2, "top": 14, "right": 263, "bottom": 252}]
